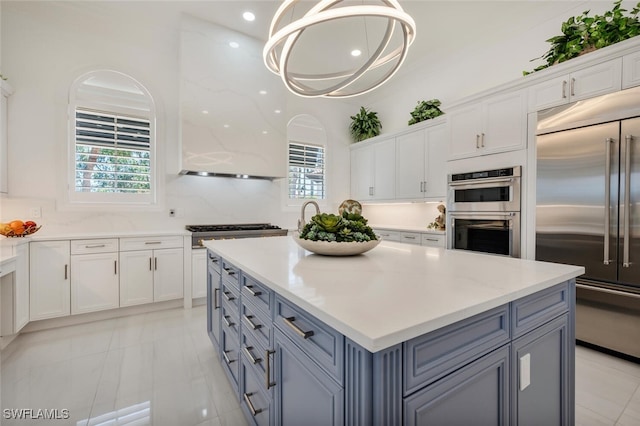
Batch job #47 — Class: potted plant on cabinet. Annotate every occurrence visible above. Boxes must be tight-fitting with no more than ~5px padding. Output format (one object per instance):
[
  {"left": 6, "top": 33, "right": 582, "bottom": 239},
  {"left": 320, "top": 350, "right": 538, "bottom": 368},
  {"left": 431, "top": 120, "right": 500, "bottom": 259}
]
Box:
[
  {"left": 408, "top": 99, "right": 444, "bottom": 125},
  {"left": 349, "top": 106, "right": 382, "bottom": 142}
]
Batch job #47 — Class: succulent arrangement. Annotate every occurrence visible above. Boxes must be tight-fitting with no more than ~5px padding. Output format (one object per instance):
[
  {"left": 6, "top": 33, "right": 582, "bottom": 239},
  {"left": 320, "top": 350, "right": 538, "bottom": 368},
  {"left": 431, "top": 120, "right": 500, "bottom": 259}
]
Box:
[
  {"left": 299, "top": 211, "right": 377, "bottom": 243},
  {"left": 349, "top": 106, "right": 382, "bottom": 142},
  {"left": 525, "top": 0, "right": 640, "bottom": 75},
  {"left": 408, "top": 99, "right": 445, "bottom": 125}
]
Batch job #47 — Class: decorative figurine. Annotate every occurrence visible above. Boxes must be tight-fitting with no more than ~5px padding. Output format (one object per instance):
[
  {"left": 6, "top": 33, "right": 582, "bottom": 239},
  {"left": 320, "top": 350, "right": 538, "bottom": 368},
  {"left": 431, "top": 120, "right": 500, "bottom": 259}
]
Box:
[{"left": 428, "top": 204, "right": 446, "bottom": 231}]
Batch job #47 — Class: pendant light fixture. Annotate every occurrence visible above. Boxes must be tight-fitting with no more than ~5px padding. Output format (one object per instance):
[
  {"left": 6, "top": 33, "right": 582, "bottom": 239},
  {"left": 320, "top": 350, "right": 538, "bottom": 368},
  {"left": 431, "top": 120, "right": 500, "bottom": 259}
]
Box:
[{"left": 263, "top": 0, "right": 416, "bottom": 98}]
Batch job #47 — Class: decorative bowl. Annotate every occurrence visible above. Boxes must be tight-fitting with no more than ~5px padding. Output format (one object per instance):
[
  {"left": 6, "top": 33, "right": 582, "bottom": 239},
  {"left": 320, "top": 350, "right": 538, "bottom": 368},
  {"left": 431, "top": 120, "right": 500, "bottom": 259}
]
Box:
[
  {"left": 293, "top": 236, "right": 381, "bottom": 256},
  {"left": 0, "top": 225, "right": 42, "bottom": 238},
  {"left": 338, "top": 199, "right": 363, "bottom": 216}
]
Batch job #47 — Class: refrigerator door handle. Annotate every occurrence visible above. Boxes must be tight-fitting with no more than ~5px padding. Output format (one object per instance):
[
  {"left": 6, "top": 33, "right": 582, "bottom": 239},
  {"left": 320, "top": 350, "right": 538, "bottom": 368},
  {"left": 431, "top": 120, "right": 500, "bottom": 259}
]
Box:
[
  {"left": 604, "top": 138, "right": 613, "bottom": 265},
  {"left": 623, "top": 135, "right": 633, "bottom": 267}
]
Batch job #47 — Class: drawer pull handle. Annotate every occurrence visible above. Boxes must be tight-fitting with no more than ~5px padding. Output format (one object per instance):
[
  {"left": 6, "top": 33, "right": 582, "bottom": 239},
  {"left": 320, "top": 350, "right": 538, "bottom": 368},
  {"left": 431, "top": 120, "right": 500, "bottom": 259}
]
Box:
[
  {"left": 144, "top": 241, "right": 162, "bottom": 245},
  {"left": 244, "top": 314, "right": 262, "bottom": 330},
  {"left": 208, "top": 254, "right": 219, "bottom": 263},
  {"left": 243, "top": 393, "right": 263, "bottom": 416},
  {"left": 243, "top": 345, "right": 262, "bottom": 364},
  {"left": 223, "top": 268, "right": 236, "bottom": 276},
  {"left": 222, "top": 350, "right": 235, "bottom": 365},
  {"left": 223, "top": 315, "right": 235, "bottom": 328},
  {"left": 265, "top": 349, "right": 276, "bottom": 390},
  {"left": 426, "top": 238, "right": 438, "bottom": 242},
  {"left": 283, "top": 316, "right": 314, "bottom": 339},
  {"left": 404, "top": 236, "right": 416, "bottom": 240},
  {"left": 223, "top": 291, "right": 235, "bottom": 302},
  {"left": 213, "top": 288, "right": 219, "bottom": 310},
  {"left": 245, "top": 285, "right": 262, "bottom": 297},
  {"left": 85, "top": 244, "right": 106, "bottom": 249}
]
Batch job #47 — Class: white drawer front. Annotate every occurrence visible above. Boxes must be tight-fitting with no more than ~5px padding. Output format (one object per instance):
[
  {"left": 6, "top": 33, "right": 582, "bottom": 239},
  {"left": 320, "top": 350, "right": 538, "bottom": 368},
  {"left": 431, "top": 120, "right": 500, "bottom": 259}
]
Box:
[
  {"left": 375, "top": 229, "right": 401, "bottom": 242},
  {"left": 119, "top": 235, "right": 183, "bottom": 251},
  {"left": 421, "top": 234, "right": 445, "bottom": 247},
  {"left": 71, "top": 238, "right": 119, "bottom": 254},
  {"left": 400, "top": 232, "right": 421, "bottom": 245}
]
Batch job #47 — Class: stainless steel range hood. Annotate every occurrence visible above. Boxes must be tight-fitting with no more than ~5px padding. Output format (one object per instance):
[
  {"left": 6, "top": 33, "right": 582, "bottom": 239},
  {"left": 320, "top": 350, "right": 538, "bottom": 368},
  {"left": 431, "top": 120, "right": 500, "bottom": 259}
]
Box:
[{"left": 179, "top": 14, "right": 287, "bottom": 181}]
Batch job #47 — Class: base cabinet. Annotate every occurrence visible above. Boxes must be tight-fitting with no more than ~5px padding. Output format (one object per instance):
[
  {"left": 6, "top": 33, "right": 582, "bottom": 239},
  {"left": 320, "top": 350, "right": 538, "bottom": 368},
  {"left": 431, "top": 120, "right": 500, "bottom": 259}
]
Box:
[
  {"left": 207, "top": 252, "right": 222, "bottom": 348},
  {"left": 71, "top": 252, "right": 119, "bottom": 314},
  {"left": 192, "top": 249, "right": 207, "bottom": 299},
  {"left": 29, "top": 241, "right": 71, "bottom": 321},
  {"left": 206, "top": 250, "right": 574, "bottom": 426},
  {"left": 273, "top": 328, "right": 344, "bottom": 426}
]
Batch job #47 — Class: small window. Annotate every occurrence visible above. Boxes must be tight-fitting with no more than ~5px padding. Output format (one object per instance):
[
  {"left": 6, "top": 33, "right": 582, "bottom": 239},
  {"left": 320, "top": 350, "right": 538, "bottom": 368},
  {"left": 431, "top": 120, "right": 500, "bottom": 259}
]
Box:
[
  {"left": 288, "top": 142, "right": 325, "bottom": 200},
  {"left": 68, "top": 70, "right": 156, "bottom": 205},
  {"left": 75, "top": 108, "right": 151, "bottom": 194}
]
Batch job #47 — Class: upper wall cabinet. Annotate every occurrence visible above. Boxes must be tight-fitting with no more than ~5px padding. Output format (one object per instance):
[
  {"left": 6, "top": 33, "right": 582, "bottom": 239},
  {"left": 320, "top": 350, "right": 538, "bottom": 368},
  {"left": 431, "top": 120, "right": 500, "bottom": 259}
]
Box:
[
  {"left": 350, "top": 137, "right": 396, "bottom": 201},
  {"left": 448, "top": 89, "right": 527, "bottom": 160},
  {"left": 623, "top": 51, "right": 640, "bottom": 89},
  {"left": 396, "top": 122, "right": 447, "bottom": 200},
  {"left": 528, "top": 59, "right": 622, "bottom": 112},
  {"left": 0, "top": 80, "right": 13, "bottom": 195}
]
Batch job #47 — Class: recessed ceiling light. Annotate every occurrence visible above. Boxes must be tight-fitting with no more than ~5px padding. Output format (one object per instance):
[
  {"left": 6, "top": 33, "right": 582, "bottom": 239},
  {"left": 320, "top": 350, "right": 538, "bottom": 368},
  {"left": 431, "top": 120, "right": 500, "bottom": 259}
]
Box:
[
  {"left": 243, "top": 12, "right": 255, "bottom": 22},
  {"left": 259, "top": 90, "right": 267, "bottom": 95},
  {"left": 262, "top": 130, "right": 268, "bottom": 134},
  {"left": 201, "top": 110, "right": 209, "bottom": 114},
  {"left": 274, "top": 109, "right": 281, "bottom": 114},
  {"left": 229, "top": 41, "right": 240, "bottom": 49},
  {"left": 223, "top": 124, "right": 230, "bottom": 128},
  {"left": 351, "top": 49, "right": 362, "bottom": 57}
]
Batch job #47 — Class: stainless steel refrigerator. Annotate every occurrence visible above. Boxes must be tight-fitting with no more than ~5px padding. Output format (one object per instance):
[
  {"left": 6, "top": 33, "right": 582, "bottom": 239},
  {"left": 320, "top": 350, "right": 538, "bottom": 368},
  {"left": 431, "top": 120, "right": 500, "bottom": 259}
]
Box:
[{"left": 536, "top": 89, "right": 640, "bottom": 359}]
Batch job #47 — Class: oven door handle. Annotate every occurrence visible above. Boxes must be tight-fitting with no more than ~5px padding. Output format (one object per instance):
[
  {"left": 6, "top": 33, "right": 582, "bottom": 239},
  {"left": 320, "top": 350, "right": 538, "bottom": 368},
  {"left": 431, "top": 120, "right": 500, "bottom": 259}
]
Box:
[
  {"left": 450, "top": 212, "right": 517, "bottom": 219},
  {"left": 448, "top": 177, "right": 516, "bottom": 189}
]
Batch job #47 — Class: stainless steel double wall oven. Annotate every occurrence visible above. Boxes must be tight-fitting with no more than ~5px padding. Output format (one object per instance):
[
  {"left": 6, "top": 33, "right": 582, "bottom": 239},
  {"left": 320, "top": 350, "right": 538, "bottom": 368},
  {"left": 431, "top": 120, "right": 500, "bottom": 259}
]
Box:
[{"left": 448, "top": 166, "right": 522, "bottom": 258}]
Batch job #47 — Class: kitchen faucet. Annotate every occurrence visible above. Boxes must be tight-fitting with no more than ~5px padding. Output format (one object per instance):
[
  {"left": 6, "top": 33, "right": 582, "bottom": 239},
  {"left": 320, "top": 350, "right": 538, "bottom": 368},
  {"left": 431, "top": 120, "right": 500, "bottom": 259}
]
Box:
[{"left": 298, "top": 200, "right": 320, "bottom": 232}]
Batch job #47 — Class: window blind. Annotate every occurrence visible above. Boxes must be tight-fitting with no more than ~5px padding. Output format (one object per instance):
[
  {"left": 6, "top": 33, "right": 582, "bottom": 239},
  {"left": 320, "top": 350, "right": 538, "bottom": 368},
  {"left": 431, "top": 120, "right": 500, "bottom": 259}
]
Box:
[
  {"left": 75, "top": 108, "right": 151, "bottom": 193},
  {"left": 288, "top": 142, "right": 325, "bottom": 199}
]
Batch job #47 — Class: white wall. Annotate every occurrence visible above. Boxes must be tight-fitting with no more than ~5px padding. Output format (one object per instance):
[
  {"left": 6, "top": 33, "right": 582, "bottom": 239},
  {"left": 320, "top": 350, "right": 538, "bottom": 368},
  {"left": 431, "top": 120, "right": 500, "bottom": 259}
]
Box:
[{"left": 0, "top": 1, "right": 353, "bottom": 234}]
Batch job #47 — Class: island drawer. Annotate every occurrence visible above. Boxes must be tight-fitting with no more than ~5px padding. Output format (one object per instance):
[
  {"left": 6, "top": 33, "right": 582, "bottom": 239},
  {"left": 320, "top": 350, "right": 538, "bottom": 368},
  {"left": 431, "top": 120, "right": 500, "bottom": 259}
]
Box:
[
  {"left": 241, "top": 327, "right": 268, "bottom": 379},
  {"left": 404, "top": 304, "right": 510, "bottom": 396},
  {"left": 221, "top": 329, "right": 240, "bottom": 388},
  {"left": 240, "top": 357, "right": 272, "bottom": 426},
  {"left": 511, "top": 281, "right": 570, "bottom": 339},
  {"left": 221, "top": 279, "right": 240, "bottom": 312},
  {"left": 119, "top": 235, "right": 183, "bottom": 251},
  {"left": 274, "top": 295, "right": 344, "bottom": 384},
  {"left": 221, "top": 259, "right": 240, "bottom": 287},
  {"left": 71, "top": 238, "right": 118, "bottom": 254},
  {"left": 241, "top": 299, "right": 271, "bottom": 350},
  {"left": 207, "top": 250, "right": 221, "bottom": 274},
  {"left": 221, "top": 300, "right": 240, "bottom": 337},
  {"left": 241, "top": 273, "right": 272, "bottom": 316}
]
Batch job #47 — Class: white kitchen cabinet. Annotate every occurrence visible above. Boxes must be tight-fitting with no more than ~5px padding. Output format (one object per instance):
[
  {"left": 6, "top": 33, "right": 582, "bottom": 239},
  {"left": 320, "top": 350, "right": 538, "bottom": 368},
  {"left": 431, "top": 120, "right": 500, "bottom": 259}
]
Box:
[
  {"left": 400, "top": 232, "right": 422, "bottom": 245},
  {"left": 421, "top": 233, "right": 446, "bottom": 248},
  {"left": 396, "top": 123, "right": 447, "bottom": 200},
  {"left": 0, "top": 80, "right": 13, "bottom": 194},
  {"left": 30, "top": 240, "right": 71, "bottom": 321},
  {"left": 623, "top": 50, "right": 640, "bottom": 89},
  {"left": 119, "top": 236, "right": 184, "bottom": 307},
  {"left": 448, "top": 89, "right": 527, "bottom": 160},
  {"left": 70, "top": 239, "right": 119, "bottom": 315},
  {"left": 374, "top": 229, "right": 401, "bottom": 242},
  {"left": 350, "top": 137, "right": 395, "bottom": 201},
  {"left": 14, "top": 242, "right": 29, "bottom": 331},
  {"left": 192, "top": 249, "right": 207, "bottom": 299},
  {"left": 528, "top": 59, "right": 622, "bottom": 111}
]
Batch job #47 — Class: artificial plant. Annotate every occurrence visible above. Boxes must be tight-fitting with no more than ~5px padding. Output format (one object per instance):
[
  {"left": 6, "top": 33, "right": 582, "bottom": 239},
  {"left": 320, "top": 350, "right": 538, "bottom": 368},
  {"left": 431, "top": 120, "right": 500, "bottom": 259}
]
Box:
[
  {"left": 349, "top": 107, "right": 382, "bottom": 142},
  {"left": 408, "top": 99, "right": 444, "bottom": 125}
]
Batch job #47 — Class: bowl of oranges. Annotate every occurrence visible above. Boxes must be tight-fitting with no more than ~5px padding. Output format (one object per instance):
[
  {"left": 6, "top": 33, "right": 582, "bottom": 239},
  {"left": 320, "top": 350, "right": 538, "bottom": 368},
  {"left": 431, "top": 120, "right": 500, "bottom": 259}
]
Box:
[{"left": 0, "top": 220, "right": 41, "bottom": 237}]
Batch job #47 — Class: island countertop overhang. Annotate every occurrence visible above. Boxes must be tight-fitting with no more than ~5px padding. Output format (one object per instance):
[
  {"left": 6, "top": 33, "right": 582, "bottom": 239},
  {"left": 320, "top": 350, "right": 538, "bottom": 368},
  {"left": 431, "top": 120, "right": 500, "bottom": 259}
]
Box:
[{"left": 204, "top": 236, "right": 584, "bottom": 352}]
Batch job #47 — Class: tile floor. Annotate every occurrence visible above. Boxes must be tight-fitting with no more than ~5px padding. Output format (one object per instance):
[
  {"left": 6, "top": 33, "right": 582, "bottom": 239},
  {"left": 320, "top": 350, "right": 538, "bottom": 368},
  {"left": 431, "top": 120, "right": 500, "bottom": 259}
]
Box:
[{"left": 1, "top": 305, "right": 638, "bottom": 426}]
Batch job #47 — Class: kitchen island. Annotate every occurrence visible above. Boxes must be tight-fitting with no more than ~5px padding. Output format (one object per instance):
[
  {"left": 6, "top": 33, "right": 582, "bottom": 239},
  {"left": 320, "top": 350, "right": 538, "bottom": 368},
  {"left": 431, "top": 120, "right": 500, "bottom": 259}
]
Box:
[{"left": 204, "top": 236, "right": 584, "bottom": 426}]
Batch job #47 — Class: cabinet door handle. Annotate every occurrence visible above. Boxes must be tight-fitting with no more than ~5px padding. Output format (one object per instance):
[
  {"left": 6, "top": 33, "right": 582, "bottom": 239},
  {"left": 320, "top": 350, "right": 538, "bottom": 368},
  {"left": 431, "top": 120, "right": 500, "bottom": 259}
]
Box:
[
  {"left": 265, "top": 349, "right": 276, "bottom": 389},
  {"left": 214, "top": 288, "right": 219, "bottom": 309},
  {"left": 114, "top": 260, "right": 117, "bottom": 275},
  {"left": 243, "top": 345, "right": 262, "bottom": 364},
  {"left": 476, "top": 134, "right": 480, "bottom": 148},
  {"left": 243, "top": 314, "right": 262, "bottom": 330},
  {"left": 244, "top": 285, "right": 262, "bottom": 297},
  {"left": 243, "top": 393, "right": 263, "bottom": 416},
  {"left": 85, "top": 244, "right": 106, "bottom": 249},
  {"left": 570, "top": 77, "right": 576, "bottom": 97},
  {"left": 562, "top": 80, "right": 567, "bottom": 98},
  {"left": 64, "top": 264, "right": 68, "bottom": 280},
  {"left": 223, "top": 314, "right": 235, "bottom": 328},
  {"left": 283, "top": 316, "right": 314, "bottom": 339},
  {"left": 222, "top": 350, "right": 235, "bottom": 365},
  {"left": 223, "top": 291, "right": 235, "bottom": 302},
  {"left": 149, "top": 257, "right": 152, "bottom": 271},
  {"left": 154, "top": 257, "right": 158, "bottom": 271}
]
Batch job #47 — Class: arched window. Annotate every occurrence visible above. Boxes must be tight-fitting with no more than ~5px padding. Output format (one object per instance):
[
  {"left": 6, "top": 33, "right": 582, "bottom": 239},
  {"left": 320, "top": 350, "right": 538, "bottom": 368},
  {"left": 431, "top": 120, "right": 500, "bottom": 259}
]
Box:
[
  {"left": 287, "top": 115, "right": 327, "bottom": 202},
  {"left": 68, "top": 70, "right": 156, "bottom": 205}
]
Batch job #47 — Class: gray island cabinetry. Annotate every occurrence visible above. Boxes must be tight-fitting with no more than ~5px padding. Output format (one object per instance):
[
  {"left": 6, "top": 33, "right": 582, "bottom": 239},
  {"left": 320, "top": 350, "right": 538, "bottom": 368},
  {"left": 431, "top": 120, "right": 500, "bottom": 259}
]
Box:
[{"left": 204, "top": 237, "right": 583, "bottom": 426}]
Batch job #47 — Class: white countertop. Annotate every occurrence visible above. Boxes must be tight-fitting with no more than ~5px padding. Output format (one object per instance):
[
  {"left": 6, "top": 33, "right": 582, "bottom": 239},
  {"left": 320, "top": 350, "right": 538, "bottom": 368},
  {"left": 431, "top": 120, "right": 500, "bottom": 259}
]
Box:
[
  {"left": 370, "top": 225, "right": 445, "bottom": 234},
  {"left": 204, "top": 236, "right": 584, "bottom": 352},
  {"left": 27, "top": 230, "right": 190, "bottom": 241}
]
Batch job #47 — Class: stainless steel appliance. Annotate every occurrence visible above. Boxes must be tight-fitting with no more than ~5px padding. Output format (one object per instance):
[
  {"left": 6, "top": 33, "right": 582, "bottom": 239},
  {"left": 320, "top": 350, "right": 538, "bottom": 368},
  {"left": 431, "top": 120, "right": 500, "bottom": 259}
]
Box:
[
  {"left": 186, "top": 224, "right": 288, "bottom": 248},
  {"left": 536, "top": 90, "right": 640, "bottom": 359},
  {"left": 448, "top": 166, "right": 521, "bottom": 257}
]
